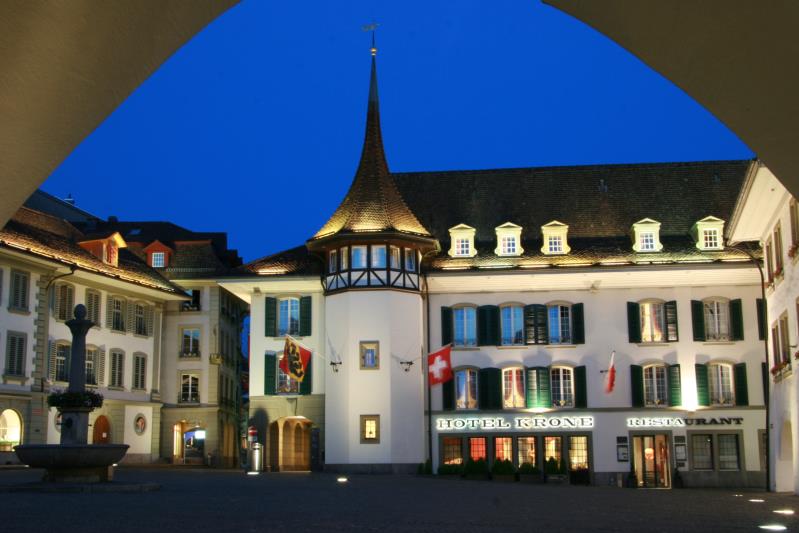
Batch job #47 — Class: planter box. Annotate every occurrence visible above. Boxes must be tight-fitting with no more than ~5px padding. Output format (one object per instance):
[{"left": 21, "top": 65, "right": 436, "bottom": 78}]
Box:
[
  {"left": 492, "top": 474, "right": 517, "bottom": 483},
  {"left": 519, "top": 473, "right": 544, "bottom": 484}
]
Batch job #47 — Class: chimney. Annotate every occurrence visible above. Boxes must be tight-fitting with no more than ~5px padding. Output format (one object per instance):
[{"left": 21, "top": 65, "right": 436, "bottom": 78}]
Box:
[{"left": 63, "top": 193, "right": 76, "bottom": 206}]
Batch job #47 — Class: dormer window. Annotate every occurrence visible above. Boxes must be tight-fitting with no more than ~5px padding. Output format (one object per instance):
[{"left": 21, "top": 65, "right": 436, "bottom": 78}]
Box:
[
  {"left": 494, "top": 222, "right": 523, "bottom": 257},
  {"left": 151, "top": 252, "right": 165, "bottom": 268},
  {"left": 692, "top": 216, "right": 725, "bottom": 251},
  {"left": 448, "top": 224, "right": 477, "bottom": 258},
  {"left": 541, "top": 221, "right": 570, "bottom": 255},
  {"left": 143, "top": 240, "right": 171, "bottom": 269},
  {"left": 79, "top": 232, "right": 127, "bottom": 267},
  {"left": 631, "top": 219, "right": 663, "bottom": 253},
  {"left": 105, "top": 242, "right": 118, "bottom": 265}
]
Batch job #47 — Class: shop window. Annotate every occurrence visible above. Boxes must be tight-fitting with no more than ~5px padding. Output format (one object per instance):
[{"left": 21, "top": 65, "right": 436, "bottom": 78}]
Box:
[
  {"left": 548, "top": 304, "right": 571, "bottom": 344},
  {"left": 691, "top": 434, "right": 714, "bottom": 470},
  {"left": 517, "top": 436, "right": 536, "bottom": 466},
  {"left": 502, "top": 367, "right": 525, "bottom": 408},
  {"left": 550, "top": 367, "right": 574, "bottom": 407},
  {"left": 718, "top": 434, "right": 740, "bottom": 470},
  {"left": 500, "top": 305, "right": 524, "bottom": 345},
  {"left": 453, "top": 306, "right": 477, "bottom": 347},
  {"left": 0, "top": 409, "right": 22, "bottom": 450},
  {"left": 643, "top": 365, "right": 668, "bottom": 406},
  {"left": 569, "top": 436, "right": 589, "bottom": 470},
  {"left": 455, "top": 368, "right": 478, "bottom": 410},
  {"left": 443, "top": 437, "right": 463, "bottom": 465},
  {"left": 494, "top": 437, "right": 513, "bottom": 461},
  {"left": 469, "top": 437, "right": 486, "bottom": 461},
  {"left": 360, "top": 415, "right": 380, "bottom": 444},
  {"left": 708, "top": 363, "right": 734, "bottom": 406},
  {"left": 544, "top": 436, "right": 562, "bottom": 465},
  {"left": 278, "top": 297, "right": 300, "bottom": 336}
]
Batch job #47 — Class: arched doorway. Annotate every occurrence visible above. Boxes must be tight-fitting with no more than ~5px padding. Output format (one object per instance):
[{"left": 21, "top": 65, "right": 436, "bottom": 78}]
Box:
[
  {"left": 0, "top": 409, "right": 22, "bottom": 452},
  {"left": 183, "top": 427, "right": 206, "bottom": 465},
  {"left": 270, "top": 417, "right": 312, "bottom": 472},
  {"left": 92, "top": 415, "right": 111, "bottom": 444}
]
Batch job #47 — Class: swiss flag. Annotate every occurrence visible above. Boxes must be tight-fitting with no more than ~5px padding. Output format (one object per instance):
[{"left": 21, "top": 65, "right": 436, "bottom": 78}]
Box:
[
  {"left": 281, "top": 336, "right": 312, "bottom": 382},
  {"left": 428, "top": 345, "right": 453, "bottom": 386}
]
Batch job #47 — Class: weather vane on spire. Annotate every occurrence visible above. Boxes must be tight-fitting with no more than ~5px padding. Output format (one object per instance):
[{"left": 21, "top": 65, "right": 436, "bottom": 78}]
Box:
[{"left": 362, "top": 22, "right": 379, "bottom": 56}]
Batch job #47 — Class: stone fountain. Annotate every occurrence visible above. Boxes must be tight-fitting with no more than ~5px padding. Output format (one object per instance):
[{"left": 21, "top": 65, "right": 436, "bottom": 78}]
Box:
[{"left": 14, "top": 304, "right": 128, "bottom": 482}]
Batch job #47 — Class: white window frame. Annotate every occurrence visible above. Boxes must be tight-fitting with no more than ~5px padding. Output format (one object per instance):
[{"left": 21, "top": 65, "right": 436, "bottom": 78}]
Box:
[
  {"left": 448, "top": 224, "right": 477, "bottom": 258},
  {"left": 495, "top": 222, "right": 523, "bottom": 257},
  {"left": 55, "top": 342, "right": 70, "bottom": 382},
  {"left": 708, "top": 362, "right": 735, "bottom": 406},
  {"left": 351, "top": 245, "right": 367, "bottom": 269},
  {"left": 502, "top": 367, "right": 525, "bottom": 408},
  {"left": 540, "top": 220, "right": 570, "bottom": 255},
  {"left": 277, "top": 297, "right": 300, "bottom": 336},
  {"left": 547, "top": 303, "right": 572, "bottom": 344},
  {"left": 643, "top": 364, "right": 668, "bottom": 406},
  {"left": 111, "top": 297, "right": 126, "bottom": 332},
  {"left": 550, "top": 366, "right": 574, "bottom": 408},
  {"left": 151, "top": 252, "right": 165, "bottom": 268},
  {"left": 85, "top": 346, "right": 98, "bottom": 386},
  {"left": 500, "top": 304, "right": 525, "bottom": 346},
  {"left": 704, "top": 298, "right": 731, "bottom": 341},
  {"left": 180, "top": 327, "right": 201, "bottom": 357},
  {"left": 639, "top": 300, "right": 666, "bottom": 343},
  {"left": 452, "top": 306, "right": 477, "bottom": 347},
  {"left": 455, "top": 368, "right": 478, "bottom": 410},
  {"left": 180, "top": 373, "right": 200, "bottom": 403},
  {"left": 631, "top": 218, "right": 663, "bottom": 253}
]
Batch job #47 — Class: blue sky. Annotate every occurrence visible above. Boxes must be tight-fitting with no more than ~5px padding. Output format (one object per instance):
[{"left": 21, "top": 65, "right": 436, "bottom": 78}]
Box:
[{"left": 43, "top": 1, "right": 753, "bottom": 261}]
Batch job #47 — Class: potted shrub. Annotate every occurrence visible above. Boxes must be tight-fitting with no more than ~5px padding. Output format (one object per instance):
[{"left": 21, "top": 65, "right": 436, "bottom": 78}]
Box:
[
  {"left": 47, "top": 389, "right": 103, "bottom": 411},
  {"left": 463, "top": 458, "right": 489, "bottom": 480},
  {"left": 626, "top": 463, "right": 638, "bottom": 488},
  {"left": 518, "top": 462, "right": 543, "bottom": 483},
  {"left": 437, "top": 462, "right": 464, "bottom": 477},
  {"left": 544, "top": 457, "right": 567, "bottom": 484},
  {"left": 417, "top": 459, "right": 432, "bottom": 475},
  {"left": 491, "top": 459, "right": 517, "bottom": 482}
]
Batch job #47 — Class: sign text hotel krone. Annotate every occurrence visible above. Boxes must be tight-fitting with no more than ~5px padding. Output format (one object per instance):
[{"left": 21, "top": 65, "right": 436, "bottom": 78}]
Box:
[{"left": 435, "top": 415, "right": 594, "bottom": 432}]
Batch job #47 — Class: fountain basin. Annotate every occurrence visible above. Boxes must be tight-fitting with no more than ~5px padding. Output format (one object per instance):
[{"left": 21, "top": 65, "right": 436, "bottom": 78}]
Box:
[{"left": 14, "top": 444, "right": 129, "bottom": 483}]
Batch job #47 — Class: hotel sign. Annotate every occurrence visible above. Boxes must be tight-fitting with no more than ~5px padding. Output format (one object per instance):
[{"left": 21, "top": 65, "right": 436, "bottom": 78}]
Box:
[
  {"left": 626, "top": 417, "right": 744, "bottom": 428},
  {"left": 435, "top": 415, "right": 594, "bottom": 432}
]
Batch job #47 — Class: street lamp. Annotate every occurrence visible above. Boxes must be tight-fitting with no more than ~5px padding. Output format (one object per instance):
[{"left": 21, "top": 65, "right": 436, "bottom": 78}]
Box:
[{"left": 726, "top": 243, "right": 769, "bottom": 492}]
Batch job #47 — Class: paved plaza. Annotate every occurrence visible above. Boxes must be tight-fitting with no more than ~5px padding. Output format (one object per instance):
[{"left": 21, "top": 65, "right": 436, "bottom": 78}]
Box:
[{"left": 1, "top": 468, "right": 797, "bottom": 532}]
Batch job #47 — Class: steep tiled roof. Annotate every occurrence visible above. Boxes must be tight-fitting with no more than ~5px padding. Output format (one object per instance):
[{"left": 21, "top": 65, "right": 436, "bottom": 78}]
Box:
[
  {"left": 245, "top": 245, "right": 321, "bottom": 276},
  {"left": 309, "top": 55, "right": 432, "bottom": 242},
  {"left": 0, "top": 207, "right": 184, "bottom": 294}
]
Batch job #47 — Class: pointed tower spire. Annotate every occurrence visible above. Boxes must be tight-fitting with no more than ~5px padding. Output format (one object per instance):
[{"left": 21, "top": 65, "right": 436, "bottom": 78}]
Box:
[{"left": 309, "top": 37, "right": 433, "bottom": 243}]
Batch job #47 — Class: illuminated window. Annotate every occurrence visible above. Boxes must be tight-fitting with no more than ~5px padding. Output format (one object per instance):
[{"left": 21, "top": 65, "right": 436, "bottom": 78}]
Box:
[
  {"left": 640, "top": 301, "right": 665, "bottom": 343},
  {"left": 517, "top": 436, "right": 536, "bottom": 467},
  {"left": 640, "top": 232, "right": 656, "bottom": 251},
  {"left": 360, "top": 415, "right": 380, "bottom": 444},
  {"left": 340, "top": 247, "right": 349, "bottom": 270},
  {"left": 708, "top": 363, "right": 734, "bottom": 406},
  {"left": 455, "top": 369, "right": 478, "bottom": 410},
  {"left": 494, "top": 437, "right": 513, "bottom": 461},
  {"left": 548, "top": 304, "right": 571, "bottom": 344},
  {"left": 469, "top": 437, "right": 486, "bottom": 461},
  {"left": 452, "top": 306, "right": 477, "bottom": 347},
  {"left": 550, "top": 367, "right": 574, "bottom": 407},
  {"left": 151, "top": 252, "right": 165, "bottom": 268},
  {"left": 0, "top": 409, "right": 22, "bottom": 449},
  {"left": 643, "top": 365, "right": 667, "bottom": 406},
  {"left": 569, "top": 436, "right": 589, "bottom": 470},
  {"left": 500, "top": 305, "right": 524, "bottom": 345},
  {"left": 544, "top": 436, "right": 562, "bottom": 465},
  {"left": 502, "top": 367, "right": 525, "bottom": 408},
  {"left": 443, "top": 437, "right": 463, "bottom": 465},
  {"left": 278, "top": 297, "right": 299, "bottom": 336},
  {"left": 181, "top": 328, "right": 201, "bottom": 357}
]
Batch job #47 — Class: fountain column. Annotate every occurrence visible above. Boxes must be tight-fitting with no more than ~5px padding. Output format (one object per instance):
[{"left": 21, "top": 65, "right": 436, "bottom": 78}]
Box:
[{"left": 59, "top": 304, "right": 94, "bottom": 445}]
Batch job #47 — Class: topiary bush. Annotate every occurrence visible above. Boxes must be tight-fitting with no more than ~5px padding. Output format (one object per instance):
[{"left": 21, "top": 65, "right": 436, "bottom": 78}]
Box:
[
  {"left": 491, "top": 459, "right": 516, "bottom": 476},
  {"left": 518, "top": 462, "right": 540, "bottom": 475},
  {"left": 437, "top": 463, "right": 464, "bottom": 475},
  {"left": 417, "top": 459, "right": 433, "bottom": 475},
  {"left": 544, "top": 456, "right": 561, "bottom": 475},
  {"left": 463, "top": 458, "right": 489, "bottom": 476}
]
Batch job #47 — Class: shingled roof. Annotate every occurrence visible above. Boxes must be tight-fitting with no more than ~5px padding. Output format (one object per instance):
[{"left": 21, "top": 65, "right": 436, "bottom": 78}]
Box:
[{"left": 309, "top": 53, "right": 432, "bottom": 243}]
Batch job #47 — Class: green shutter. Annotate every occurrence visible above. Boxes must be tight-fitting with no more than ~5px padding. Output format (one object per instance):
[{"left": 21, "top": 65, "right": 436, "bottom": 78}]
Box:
[
  {"left": 300, "top": 356, "right": 312, "bottom": 395},
  {"left": 477, "top": 306, "right": 500, "bottom": 346},
  {"left": 442, "top": 378, "right": 455, "bottom": 411},
  {"left": 536, "top": 366, "right": 551, "bottom": 408},
  {"left": 630, "top": 365, "right": 644, "bottom": 407},
  {"left": 48, "top": 341, "right": 56, "bottom": 381},
  {"left": 668, "top": 364, "right": 682, "bottom": 406},
  {"left": 478, "top": 368, "right": 501, "bottom": 410},
  {"left": 691, "top": 300, "right": 706, "bottom": 341},
  {"left": 264, "top": 297, "right": 277, "bottom": 337},
  {"left": 299, "top": 296, "right": 312, "bottom": 337},
  {"left": 730, "top": 299, "right": 744, "bottom": 341},
  {"left": 695, "top": 363, "right": 710, "bottom": 406},
  {"left": 664, "top": 300, "right": 679, "bottom": 342},
  {"left": 627, "top": 303, "right": 641, "bottom": 343},
  {"left": 264, "top": 352, "right": 276, "bottom": 395},
  {"left": 733, "top": 362, "right": 748, "bottom": 406},
  {"left": 574, "top": 366, "right": 587, "bottom": 408},
  {"left": 525, "top": 367, "right": 536, "bottom": 408},
  {"left": 756, "top": 298, "right": 766, "bottom": 341},
  {"left": 524, "top": 304, "right": 548, "bottom": 344},
  {"left": 761, "top": 361, "right": 769, "bottom": 403},
  {"left": 441, "top": 307, "right": 453, "bottom": 346},
  {"left": 571, "top": 303, "right": 585, "bottom": 344}
]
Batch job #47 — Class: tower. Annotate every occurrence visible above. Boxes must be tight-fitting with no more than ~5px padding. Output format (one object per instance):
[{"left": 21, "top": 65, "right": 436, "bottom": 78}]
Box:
[{"left": 306, "top": 43, "right": 438, "bottom": 472}]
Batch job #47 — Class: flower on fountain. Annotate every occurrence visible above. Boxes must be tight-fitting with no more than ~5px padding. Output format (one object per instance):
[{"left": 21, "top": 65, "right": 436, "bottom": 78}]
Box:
[{"left": 47, "top": 389, "right": 104, "bottom": 410}]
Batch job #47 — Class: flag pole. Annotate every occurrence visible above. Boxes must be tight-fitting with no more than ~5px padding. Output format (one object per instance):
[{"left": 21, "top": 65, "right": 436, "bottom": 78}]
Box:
[{"left": 424, "top": 272, "right": 433, "bottom": 471}]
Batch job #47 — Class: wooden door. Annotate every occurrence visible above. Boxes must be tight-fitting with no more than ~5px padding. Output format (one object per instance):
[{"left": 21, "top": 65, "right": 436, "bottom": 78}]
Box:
[{"left": 93, "top": 415, "right": 111, "bottom": 444}]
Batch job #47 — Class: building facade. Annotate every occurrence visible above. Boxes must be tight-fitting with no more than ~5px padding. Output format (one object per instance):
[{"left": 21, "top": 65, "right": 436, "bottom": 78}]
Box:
[{"left": 218, "top": 49, "right": 767, "bottom": 486}]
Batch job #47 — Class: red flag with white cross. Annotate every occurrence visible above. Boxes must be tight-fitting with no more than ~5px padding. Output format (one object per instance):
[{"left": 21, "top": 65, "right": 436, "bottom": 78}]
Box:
[{"left": 427, "top": 345, "right": 453, "bottom": 386}]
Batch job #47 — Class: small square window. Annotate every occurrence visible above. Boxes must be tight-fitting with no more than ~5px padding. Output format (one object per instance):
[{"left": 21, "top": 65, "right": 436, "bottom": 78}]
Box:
[
  {"left": 454, "top": 239, "right": 471, "bottom": 256},
  {"left": 501, "top": 236, "right": 516, "bottom": 255},
  {"left": 359, "top": 341, "right": 379, "bottom": 369},
  {"left": 548, "top": 235, "right": 563, "bottom": 254},
  {"left": 360, "top": 415, "right": 380, "bottom": 443},
  {"left": 640, "top": 232, "right": 656, "bottom": 251},
  {"left": 703, "top": 229, "right": 720, "bottom": 249},
  {"left": 151, "top": 252, "right": 165, "bottom": 268}
]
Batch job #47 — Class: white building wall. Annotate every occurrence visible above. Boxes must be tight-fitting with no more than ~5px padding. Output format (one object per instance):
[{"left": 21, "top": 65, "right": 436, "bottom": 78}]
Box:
[{"left": 0, "top": 263, "right": 41, "bottom": 391}]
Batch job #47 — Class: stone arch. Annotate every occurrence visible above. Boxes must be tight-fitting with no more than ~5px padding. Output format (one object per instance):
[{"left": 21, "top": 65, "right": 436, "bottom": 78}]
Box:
[
  {"left": 270, "top": 416, "right": 312, "bottom": 472},
  {"left": 0, "top": 409, "right": 23, "bottom": 450}
]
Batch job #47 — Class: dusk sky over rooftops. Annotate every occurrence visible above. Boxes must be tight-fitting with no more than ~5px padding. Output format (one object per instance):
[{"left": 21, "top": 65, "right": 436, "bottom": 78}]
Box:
[{"left": 43, "top": 1, "right": 753, "bottom": 262}]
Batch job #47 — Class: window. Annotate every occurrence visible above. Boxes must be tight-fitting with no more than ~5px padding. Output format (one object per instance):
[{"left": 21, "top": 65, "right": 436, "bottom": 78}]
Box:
[
  {"left": 494, "top": 437, "right": 513, "bottom": 461},
  {"left": 454, "top": 238, "right": 471, "bottom": 257},
  {"left": 0, "top": 409, "right": 22, "bottom": 448},
  {"left": 643, "top": 365, "right": 667, "bottom": 406},
  {"left": 452, "top": 306, "right": 477, "bottom": 347},
  {"left": 181, "top": 289, "right": 202, "bottom": 311},
  {"left": 640, "top": 301, "right": 665, "bottom": 343},
  {"left": 704, "top": 299, "right": 730, "bottom": 341},
  {"left": 455, "top": 368, "right": 478, "bottom": 410},
  {"left": 55, "top": 283, "right": 74, "bottom": 321},
  {"left": 404, "top": 248, "right": 416, "bottom": 271},
  {"left": 791, "top": 198, "right": 799, "bottom": 248},
  {"left": 502, "top": 367, "right": 525, "bottom": 408},
  {"left": 133, "top": 354, "right": 146, "bottom": 390},
  {"left": 104, "top": 242, "right": 118, "bottom": 266},
  {"left": 85, "top": 347, "right": 97, "bottom": 385},
  {"left": 389, "top": 246, "right": 401, "bottom": 269},
  {"left": 448, "top": 224, "right": 476, "bottom": 258},
  {"left": 9, "top": 270, "right": 29, "bottom": 311},
  {"left": 548, "top": 304, "right": 571, "bottom": 344},
  {"left": 181, "top": 373, "right": 199, "bottom": 403},
  {"left": 359, "top": 341, "right": 379, "bottom": 369},
  {"left": 708, "top": 363, "right": 734, "bottom": 406},
  {"left": 4, "top": 332, "right": 26, "bottom": 377},
  {"left": 548, "top": 235, "right": 563, "bottom": 254},
  {"left": 278, "top": 297, "right": 299, "bottom": 336},
  {"left": 371, "top": 245, "right": 386, "bottom": 268},
  {"left": 640, "top": 232, "right": 655, "bottom": 251},
  {"left": 517, "top": 436, "right": 536, "bottom": 466},
  {"left": 351, "top": 246, "right": 367, "bottom": 269},
  {"left": 134, "top": 304, "right": 147, "bottom": 336},
  {"left": 702, "top": 229, "right": 720, "bottom": 249},
  {"left": 501, "top": 236, "right": 517, "bottom": 255},
  {"left": 780, "top": 314, "right": 791, "bottom": 363},
  {"left": 111, "top": 297, "right": 125, "bottom": 331},
  {"left": 110, "top": 350, "right": 124, "bottom": 388},
  {"left": 443, "top": 437, "right": 463, "bottom": 465},
  {"left": 86, "top": 290, "right": 101, "bottom": 326},
  {"left": 469, "top": 437, "right": 486, "bottom": 461},
  {"left": 277, "top": 351, "right": 299, "bottom": 393},
  {"left": 328, "top": 249, "right": 337, "bottom": 273},
  {"left": 360, "top": 415, "right": 380, "bottom": 444},
  {"left": 340, "top": 247, "right": 349, "bottom": 270},
  {"left": 718, "top": 434, "right": 740, "bottom": 470},
  {"left": 691, "top": 434, "right": 713, "bottom": 470},
  {"left": 151, "top": 252, "right": 165, "bottom": 268},
  {"left": 774, "top": 224, "right": 784, "bottom": 275},
  {"left": 765, "top": 238, "right": 774, "bottom": 282},
  {"left": 55, "top": 343, "right": 70, "bottom": 382},
  {"left": 569, "top": 436, "right": 589, "bottom": 470},
  {"left": 500, "top": 305, "right": 524, "bottom": 345},
  {"left": 544, "top": 436, "right": 562, "bottom": 464},
  {"left": 551, "top": 367, "right": 574, "bottom": 407},
  {"left": 181, "top": 328, "right": 201, "bottom": 357}
]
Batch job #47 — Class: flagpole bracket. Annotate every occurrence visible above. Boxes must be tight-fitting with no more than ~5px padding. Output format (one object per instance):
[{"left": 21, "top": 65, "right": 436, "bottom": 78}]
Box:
[
  {"left": 330, "top": 361, "right": 342, "bottom": 373},
  {"left": 399, "top": 361, "right": 414, "bottom": 372}
]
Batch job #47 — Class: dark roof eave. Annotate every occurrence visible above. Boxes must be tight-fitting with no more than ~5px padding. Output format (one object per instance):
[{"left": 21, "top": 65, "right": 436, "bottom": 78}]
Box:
[{"left": 306, "top": 231, "right": 439, "bottom": 251}]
